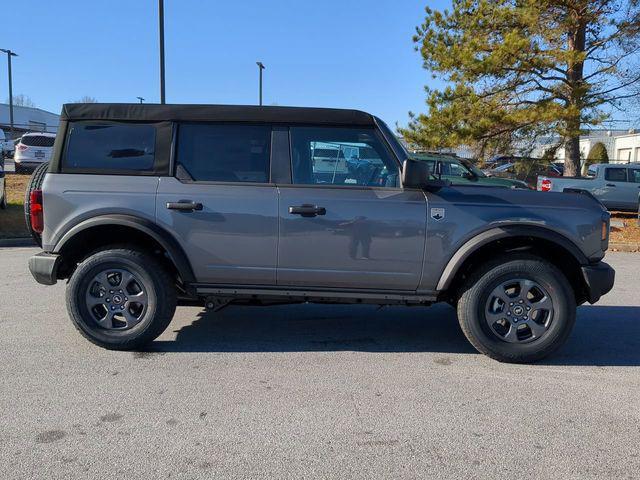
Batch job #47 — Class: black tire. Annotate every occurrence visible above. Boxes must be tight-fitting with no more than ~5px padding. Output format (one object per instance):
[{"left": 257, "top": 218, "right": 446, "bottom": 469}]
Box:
[
  {"left": 457, "top": 254, "right": 576, "bottom": 363},
  {"left": 23, "top": 162, "right": 49, "bottom": 247},
  {"left": 0, "top": 185, "right": 6, "bottom": 209},
  {"left": 66, "top": 248, "right": 177, "bottom": 350}
]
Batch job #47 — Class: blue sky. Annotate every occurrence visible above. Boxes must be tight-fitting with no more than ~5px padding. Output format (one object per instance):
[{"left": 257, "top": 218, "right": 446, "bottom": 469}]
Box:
[{"left": 1, "top": 0, "right": 450, "bottom": 128}]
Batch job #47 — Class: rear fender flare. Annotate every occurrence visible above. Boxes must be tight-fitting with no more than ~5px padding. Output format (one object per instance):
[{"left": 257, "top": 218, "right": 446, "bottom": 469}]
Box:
[{"left": 54, "top": 214, "right": 195, "bottom": 284}]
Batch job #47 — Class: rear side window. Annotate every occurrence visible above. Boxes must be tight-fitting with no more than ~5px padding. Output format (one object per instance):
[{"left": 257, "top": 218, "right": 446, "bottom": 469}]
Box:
[
  {"left": 22, "top": 135, "right": 55, "bottom": 147},
  {"left": 63, "top": 122, "right": 156, "bottom": 172},
  {"left": 604, "top": 168, "right": 627, "bottom": 182},
  {"left": 176, "top": 124, "right": 271, "bottom": 183},
  {"left": 630, "top": 169, "right": 640, "bottom": 183}
]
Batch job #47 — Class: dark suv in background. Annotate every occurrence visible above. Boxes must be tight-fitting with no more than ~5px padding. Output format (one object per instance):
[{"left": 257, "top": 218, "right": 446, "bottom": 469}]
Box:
[{"left": 26, "top": 103, "right": 614, "bottom": 363}]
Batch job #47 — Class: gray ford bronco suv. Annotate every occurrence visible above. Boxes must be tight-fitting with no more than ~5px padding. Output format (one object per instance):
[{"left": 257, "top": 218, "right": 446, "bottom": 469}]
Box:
[{"left": 27, "top": 103, "right": 615, "bottom": 363}]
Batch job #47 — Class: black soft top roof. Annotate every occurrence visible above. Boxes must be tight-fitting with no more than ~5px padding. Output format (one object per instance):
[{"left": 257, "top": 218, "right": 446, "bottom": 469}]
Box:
[{"left": 61, "top": 103, "right": 376, "bottom": 126}]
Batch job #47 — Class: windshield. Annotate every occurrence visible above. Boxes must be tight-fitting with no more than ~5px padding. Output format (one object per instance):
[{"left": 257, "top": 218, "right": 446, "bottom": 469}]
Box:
[
  {"left": 375, "top": 119, "right": 410, "bottom": 161},
  {"left": 461, "top": 159, "right": 486, "bottom": 177}
]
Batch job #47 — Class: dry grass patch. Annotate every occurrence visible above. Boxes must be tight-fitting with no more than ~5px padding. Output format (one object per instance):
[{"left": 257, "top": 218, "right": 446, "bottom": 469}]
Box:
[
  {"left": 1, "top": 173, "right": 30, "bottom": 238},
  {"left": 610, "top": 211, "right": 640, "bottom": 247}
]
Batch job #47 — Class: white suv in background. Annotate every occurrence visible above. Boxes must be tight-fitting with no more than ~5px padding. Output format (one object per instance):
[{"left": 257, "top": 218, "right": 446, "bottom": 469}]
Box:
[{"left": 14, "top": 132, "right": 56, "bottom": 174}]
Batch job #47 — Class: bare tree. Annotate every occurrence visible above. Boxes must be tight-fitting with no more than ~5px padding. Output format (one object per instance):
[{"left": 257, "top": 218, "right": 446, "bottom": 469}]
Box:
[
  {"left": 7, "top": 94, "right": 36, "bottom": 107},
  {"left": 73, "top": 96, "right": 98, "bottom": 103}
]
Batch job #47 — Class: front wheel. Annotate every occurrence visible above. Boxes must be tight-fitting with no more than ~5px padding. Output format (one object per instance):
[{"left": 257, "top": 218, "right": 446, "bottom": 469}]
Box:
[
  {"left": 457, "top": 254, "right": 576, "bottom": 363},
  {"left": 66, "top": 248, "right": 177, "bottom": 350}
]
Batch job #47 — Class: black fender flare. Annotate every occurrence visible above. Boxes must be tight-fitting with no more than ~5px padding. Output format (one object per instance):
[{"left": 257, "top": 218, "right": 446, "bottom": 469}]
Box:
[
  {"left": 436, "top": 225, "right": 589, "bottom": 291},
  {"left": 54, "top": 214, "right": 196, "bottom": 284}
]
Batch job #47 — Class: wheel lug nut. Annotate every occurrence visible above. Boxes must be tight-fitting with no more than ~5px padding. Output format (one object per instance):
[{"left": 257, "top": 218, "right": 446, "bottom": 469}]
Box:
[
  {"left": 111, "top": 306, "right": 115, "bottom": 310},
  {"left": 106, "top": 298, "right": 110, "bottom": 302}
]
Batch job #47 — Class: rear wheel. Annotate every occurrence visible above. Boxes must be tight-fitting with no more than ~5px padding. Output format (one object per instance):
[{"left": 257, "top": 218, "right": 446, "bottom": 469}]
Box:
[
  {"left": 457, "top": 254, "right": 576, "bottom": 363},
  {"left": 66, "top": 248, "right": 177, "bottom": 350},
  {"left": 23, "top": 162, "right": 49, "bottom": 247}
]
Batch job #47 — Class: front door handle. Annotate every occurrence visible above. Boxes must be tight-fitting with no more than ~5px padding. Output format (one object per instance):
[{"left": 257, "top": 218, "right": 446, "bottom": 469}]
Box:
[
  {"left": 166, "top": 201, "right": 203, "bottom": 212},
  {"left": 289, "top": 204, "right": 326, "bottom": 217},
  {"left": 606, "top": 183, "right": 616, "bottom": 187}
]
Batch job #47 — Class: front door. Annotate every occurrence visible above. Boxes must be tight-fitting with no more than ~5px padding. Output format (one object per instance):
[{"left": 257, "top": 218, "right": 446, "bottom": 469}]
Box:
[
  {"left": 156, "top": 123, "right": 278, "bottom": 285},
  {"left": 277, "top": 126, "right": 427, "bottom": 290}
]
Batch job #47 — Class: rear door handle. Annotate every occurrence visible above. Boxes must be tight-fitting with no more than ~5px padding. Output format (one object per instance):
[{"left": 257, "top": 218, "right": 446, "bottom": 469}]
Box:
[
  {"left": 606, "top": 184, "right": 616, "bottom": 187},
  {"left": 166, "top": 201, "right": 203, "bottom": 212},
  {"left": 288, "top": 204, "right": 326, "bottom": 217}
]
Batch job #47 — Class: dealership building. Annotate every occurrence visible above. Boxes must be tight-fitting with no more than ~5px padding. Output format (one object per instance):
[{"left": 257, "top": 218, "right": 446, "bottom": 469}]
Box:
[{"left": 0, "top": 103, "right": 60, "bottom": 139}]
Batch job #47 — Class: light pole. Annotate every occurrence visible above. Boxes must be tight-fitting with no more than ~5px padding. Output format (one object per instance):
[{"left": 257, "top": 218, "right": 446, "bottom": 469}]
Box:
[
  {"left": 256, "top": 61, "right": 265, "bottom": 106},
  {"left": 0, "top": 49, "right": 17, "bottom": 138},
  {"left": 136, "top": 96, "right": 145, "bottom": 104},
  {"left": 158, "top": 0, "right": 166, "bottom": 104}
]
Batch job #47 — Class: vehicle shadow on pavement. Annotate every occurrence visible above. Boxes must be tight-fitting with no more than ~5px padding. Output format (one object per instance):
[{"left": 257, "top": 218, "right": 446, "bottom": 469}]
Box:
[
  {"left": 542, "top": 305, "right": 640, "bottom": 367},
  {"left": 153, "top": 302, "right": 477, "bottom": 354},
  {"left": 151, "top": 304, "right": 640, "bottom": 365}
]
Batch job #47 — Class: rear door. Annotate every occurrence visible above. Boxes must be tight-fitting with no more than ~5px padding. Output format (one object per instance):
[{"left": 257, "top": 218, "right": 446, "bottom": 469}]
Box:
[
  {"left": 156, "top": 123, "right": 279, "bottom": 285},
  {"left": 627, "top": 168, "right": 640, "bottom": 209},
  {"left": 277, "top": 126, "right": 426, "bottom": 290}
]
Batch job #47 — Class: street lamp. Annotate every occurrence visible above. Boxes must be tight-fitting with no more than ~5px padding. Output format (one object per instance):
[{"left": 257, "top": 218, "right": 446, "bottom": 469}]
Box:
[
  {"left": 0, "top": 48, "right": 18, "bottom": 138},
  {"left": 158, "top": 0, "right": 166, "bottom": 104},
  {"left": 136, "top": 96, "right": 145, "bottom": 104},
  {"left": 256, "top": 61, "right": 265, "bottom": 106}
]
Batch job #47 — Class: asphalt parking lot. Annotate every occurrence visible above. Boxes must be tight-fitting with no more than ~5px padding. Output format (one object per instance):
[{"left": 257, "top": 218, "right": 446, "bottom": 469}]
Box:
[{"left": 1, "top": 247, "right": 639, "bottom": 479}]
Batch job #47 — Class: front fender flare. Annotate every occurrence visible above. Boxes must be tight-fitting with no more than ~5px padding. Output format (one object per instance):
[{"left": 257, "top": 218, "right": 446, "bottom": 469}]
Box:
[{"left": 436, "top": 225, "right": 589, "bottom": 291}]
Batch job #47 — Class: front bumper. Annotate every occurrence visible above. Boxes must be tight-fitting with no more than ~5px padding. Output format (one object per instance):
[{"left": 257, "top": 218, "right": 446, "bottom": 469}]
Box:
[
  {"left": 581, "top": 261, "right": 615, "bottom": 304},
  {"left": 28, "top": 252, "right": 61, "bottom": 286}
]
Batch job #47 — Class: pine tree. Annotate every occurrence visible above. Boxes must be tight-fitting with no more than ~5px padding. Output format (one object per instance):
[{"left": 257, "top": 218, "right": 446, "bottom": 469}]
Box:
[
  {"left": 401, "top": 0, "right": 640, "bottom": 176},
  {"left": 587, "top": 142, "right": 609, "bottom": 163}
]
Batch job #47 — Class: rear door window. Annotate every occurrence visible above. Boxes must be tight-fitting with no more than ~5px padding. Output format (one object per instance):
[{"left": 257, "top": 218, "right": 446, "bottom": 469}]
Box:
[
  {"left": 604, "top": 168, "right": 628, "bottom": 182},
  {"left": 63, "top": 122, "right": 157, "bottom": 172},
  {"left": 176, "top": 124, "right": 271, "bottom": 183},
  {"left": 629, "top": 169, "right": 640, "bottom": 183}
]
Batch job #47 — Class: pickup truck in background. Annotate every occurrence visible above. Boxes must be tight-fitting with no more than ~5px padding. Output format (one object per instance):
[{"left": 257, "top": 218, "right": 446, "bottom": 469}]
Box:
[{"left": 538, "top": 163, "right": 640, "bottom": 211}]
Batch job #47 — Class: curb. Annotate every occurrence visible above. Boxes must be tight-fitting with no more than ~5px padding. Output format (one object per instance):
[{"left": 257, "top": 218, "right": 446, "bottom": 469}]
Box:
[
  {"left": 609, "top": 242, "right": 640, "bottom": 253},
  {"left": 0, "top": 237, "right": 35, "bottom": 248}
]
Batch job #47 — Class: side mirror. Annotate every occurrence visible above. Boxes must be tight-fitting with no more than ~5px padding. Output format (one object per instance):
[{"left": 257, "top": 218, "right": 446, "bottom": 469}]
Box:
[
  {"left": 401, "top": 159, "right": 430, "bottom": 188},
  {"left": 402, "top": 159, "right": 450, "bottom": 190}
]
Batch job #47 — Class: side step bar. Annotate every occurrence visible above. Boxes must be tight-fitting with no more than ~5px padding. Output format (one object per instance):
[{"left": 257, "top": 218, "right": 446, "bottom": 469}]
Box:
[{"left": 192, "top": 284, "right": 438, "bottom": 305}]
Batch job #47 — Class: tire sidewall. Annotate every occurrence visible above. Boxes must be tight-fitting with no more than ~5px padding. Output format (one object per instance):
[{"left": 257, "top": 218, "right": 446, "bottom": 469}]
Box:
[
  {"left": 459, "top": 259, "right": 576, "bottom": 362},
  {"left": 67, "top": 252, "right": 162, "bottom": 345}
]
